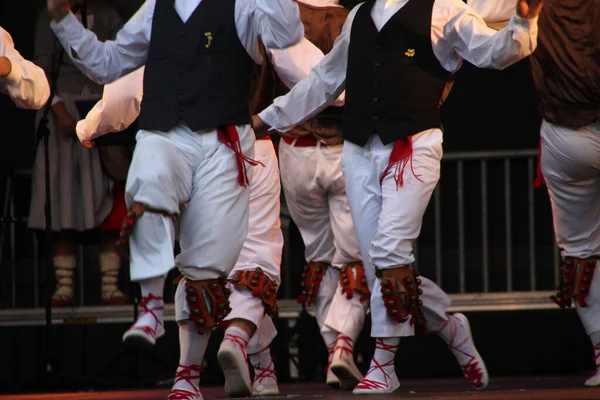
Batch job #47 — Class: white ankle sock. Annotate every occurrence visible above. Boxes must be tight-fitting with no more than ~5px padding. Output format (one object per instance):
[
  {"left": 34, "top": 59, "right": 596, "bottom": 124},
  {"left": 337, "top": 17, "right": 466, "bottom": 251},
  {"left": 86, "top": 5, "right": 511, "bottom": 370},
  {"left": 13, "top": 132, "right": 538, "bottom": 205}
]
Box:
[
  {"left": 136, "top": 277, "right": 165, "bottom": 330},
  {"left": 359, "top": 338, "right": 399, "bottom": 388},
  {"left": 333, "top": 334, "right": 355, "bottom": 358},
  {"left": 437, "top": 314, "right": 470, "bottom": 365},
  {"left": 173, "top": 321, "right": 211, "bottom": 394},
  {"left": 249, "top": 347, "right": 272, "bottom": 370},
  {"left": 139, "top": 276, "right": 165, "bottom": 298},
  {"left": 372, "top": 338, "right": 399, "bottom": 367},
  {"left": 224, "top": 326, "right": 250, "bottom": 343},
  {"left": 323, "top": 330, "right": 337, "bottom": 353}
]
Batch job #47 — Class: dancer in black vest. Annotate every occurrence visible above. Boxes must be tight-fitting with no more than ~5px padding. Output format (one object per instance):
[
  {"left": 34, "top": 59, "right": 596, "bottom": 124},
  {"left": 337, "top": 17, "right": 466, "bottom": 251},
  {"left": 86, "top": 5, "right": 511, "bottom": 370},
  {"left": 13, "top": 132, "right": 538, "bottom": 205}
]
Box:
[
  {"left": 0, "top": 27, "right": 49, "bottom": 110},
  {"left": 469, "top": 0, "right": 600, "bottom": 386},
  {"left": 46, "top": 0, "right": 303, "bottom": 399},
  {"left": 254, "top": 0, "right": 542, "bottom": 394}
]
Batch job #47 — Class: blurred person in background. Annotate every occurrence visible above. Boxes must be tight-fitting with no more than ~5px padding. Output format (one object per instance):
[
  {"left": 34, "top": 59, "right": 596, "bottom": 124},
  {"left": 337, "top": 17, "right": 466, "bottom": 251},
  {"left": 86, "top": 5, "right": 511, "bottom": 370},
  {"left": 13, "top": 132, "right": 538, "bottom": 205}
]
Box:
[{"left": 28, "top": 0, "right": 128, "bottom": 307}]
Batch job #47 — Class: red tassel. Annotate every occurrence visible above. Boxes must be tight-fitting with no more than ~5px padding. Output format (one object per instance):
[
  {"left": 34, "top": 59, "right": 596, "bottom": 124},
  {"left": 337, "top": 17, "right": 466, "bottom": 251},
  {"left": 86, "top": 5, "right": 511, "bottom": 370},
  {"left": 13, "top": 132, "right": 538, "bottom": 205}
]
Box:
[
  {"left": 217, "top": 126, "right": 264, "bottom": 187},
  {"left": 380, "top": 136, "right": 422, "bottom": 190},
  {"left": 534, "top": 139, "right": 546, "bottom": 189}
]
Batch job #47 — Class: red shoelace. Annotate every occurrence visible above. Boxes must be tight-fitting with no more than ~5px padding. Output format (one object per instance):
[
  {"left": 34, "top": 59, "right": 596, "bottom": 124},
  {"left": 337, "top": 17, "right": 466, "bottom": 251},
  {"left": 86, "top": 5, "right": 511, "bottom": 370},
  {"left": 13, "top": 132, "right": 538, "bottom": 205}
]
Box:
[
  {"left": 168, "top": 364, "right": 202, "bottom": 399},
  {"left": 354, "top": 338, "right": 397, "bottom": 391},
  {"left": 127, "top": 293, "right": 164, "bottom": 338}
]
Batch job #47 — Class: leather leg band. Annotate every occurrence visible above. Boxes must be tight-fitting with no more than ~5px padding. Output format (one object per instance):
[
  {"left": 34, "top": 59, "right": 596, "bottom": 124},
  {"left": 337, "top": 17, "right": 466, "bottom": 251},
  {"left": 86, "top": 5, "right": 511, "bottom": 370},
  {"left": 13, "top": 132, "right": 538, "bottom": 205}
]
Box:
[
  {"left": 115, "top": 202, "right": 175, "bottom": 259},
  {"left": 230, "top": 267, "right": 279, "bottom": 316},
  {"left": 339, "top": 262, "right": 370, "bottom": 302},
  {"left": 185, "top": 278, "right": 232, "bottom": 334},
  {"left": 297, "top": 262, "right": 329, "bottom": 307},
  {"left": 377, "top": 265, "right": 425, "bottom": 327},
  {"left": 551, "top": 257, "right": 597, "bottom": 309}
]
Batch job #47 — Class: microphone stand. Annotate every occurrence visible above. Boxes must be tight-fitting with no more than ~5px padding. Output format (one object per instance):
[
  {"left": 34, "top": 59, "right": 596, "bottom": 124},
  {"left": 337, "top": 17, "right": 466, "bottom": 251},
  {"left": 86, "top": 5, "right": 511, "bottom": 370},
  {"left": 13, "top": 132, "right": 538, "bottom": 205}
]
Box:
[{"left": 30, "top": 2, "right": 109, "bottom": 390}]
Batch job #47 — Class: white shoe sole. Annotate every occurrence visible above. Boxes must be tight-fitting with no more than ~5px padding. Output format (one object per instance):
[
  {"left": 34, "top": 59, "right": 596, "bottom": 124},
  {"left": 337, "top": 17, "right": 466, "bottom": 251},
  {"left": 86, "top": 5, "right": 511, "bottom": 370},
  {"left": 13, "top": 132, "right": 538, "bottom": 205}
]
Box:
[
  {"left": 330, "top": 361, "right": 363, "bottom": 390},
  {"left": 454, "top": 313, "right": 489, "bottom": 390},
  {"left": 352, "top": 381, "right": 400, "bottom": 395},
  {"left": 122, "top": 327, "right": 165, "bottom": 348},
  {"left": 218, "top": 347, "right": 252, "bottom": 398},
  {"left": 252, "top": 388, "right": 280, "bottom": 396}
]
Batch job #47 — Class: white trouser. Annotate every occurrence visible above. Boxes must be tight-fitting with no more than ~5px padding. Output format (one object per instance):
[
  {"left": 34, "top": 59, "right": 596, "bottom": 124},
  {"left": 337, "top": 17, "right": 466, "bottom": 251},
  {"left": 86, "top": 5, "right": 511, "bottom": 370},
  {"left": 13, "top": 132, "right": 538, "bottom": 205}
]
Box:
[
  {"left": 540, "top": 119, "right": 600, "bottom": 334},
  {"left": 279, "top": 140, "right": 362, "bottom": 267},
  {"left": 341, "top": 131, "right": 451, "bottom": 338},
  {"left": 126, "top": 124, "right": 254, "bottom": 282},
  {"left": 225, "top": 139, "right": 283, "bottom": 354},
  {"left": 279, "top": 140, "right": 365, "bottom": 338}
]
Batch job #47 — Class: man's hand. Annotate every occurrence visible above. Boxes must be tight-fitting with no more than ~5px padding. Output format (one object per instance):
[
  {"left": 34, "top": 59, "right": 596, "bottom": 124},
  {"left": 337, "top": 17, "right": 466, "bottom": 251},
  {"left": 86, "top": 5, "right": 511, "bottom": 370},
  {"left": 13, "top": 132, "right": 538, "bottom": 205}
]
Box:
[
  {"left": 517, "top": 0, "right": 543, "bottom": 19},
  {"left": 0, "top": 57, "right": 11, "bottom": 77},
  {"left": 48, "top": 0, "right": 70, "bottom": 22},
  {"left": 52, "top": 101, "right": 77, "bottom": 138}
]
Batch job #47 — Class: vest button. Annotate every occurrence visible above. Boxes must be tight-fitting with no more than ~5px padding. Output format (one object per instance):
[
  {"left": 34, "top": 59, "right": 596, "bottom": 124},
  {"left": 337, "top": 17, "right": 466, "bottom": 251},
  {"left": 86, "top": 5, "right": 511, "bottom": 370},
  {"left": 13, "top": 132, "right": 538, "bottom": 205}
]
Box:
[
  {"left": 374, "top": 62, "right": 381, "bottom": 67},
  {"left": 373, "top": 97, "right": 379, "bottom": 102},
  {"left": 179, "top": 31, "right": 185, "bottom": 37},
  {"left": 373, "top": 80, "right": 379, "bottom": 85},
  {"left": 373, "top": 115, "right": 379, "bottom": 120},
  {"left": 375, "top": 44, "right": 382, "bottom": 50}
]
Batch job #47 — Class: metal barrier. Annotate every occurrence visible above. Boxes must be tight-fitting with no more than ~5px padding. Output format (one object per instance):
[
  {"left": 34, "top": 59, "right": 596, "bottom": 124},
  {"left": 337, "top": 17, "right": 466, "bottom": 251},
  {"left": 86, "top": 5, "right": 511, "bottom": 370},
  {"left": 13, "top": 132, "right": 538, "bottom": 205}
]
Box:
[
  {"left": 0, "top": 148, "right": 561, "bottom": 323},
  {"left": 419, "top": 149, "right": 560, "bottom": 294}
]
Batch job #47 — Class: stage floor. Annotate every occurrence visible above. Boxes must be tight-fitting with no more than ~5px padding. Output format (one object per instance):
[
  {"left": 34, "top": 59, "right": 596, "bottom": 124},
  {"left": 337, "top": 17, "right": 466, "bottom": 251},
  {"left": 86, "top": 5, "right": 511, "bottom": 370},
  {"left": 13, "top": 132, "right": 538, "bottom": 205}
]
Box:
[{"left": 3, "top": 376, "right": 600, "bottom": 400}]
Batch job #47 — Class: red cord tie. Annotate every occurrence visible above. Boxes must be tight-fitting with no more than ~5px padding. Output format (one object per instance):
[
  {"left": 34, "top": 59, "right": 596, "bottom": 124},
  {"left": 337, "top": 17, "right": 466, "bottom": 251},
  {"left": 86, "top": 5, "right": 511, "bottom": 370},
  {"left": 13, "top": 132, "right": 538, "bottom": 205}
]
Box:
[
  {"left": 333, "top": 336, "right": 355, "bottom": 359},
  {"left": 254, "top": 359, "right": 277, "bottom": 384},
  {"left": 327, "top": 348, "right": 334, "bottom": 373},
  {"left": 218, "top": 125, "right": 264, "bottom": 187},
  {"left": 128, "top": 293, "right": 164, "bottom": 337},
  {"left": 380, "top": 136, "right": 422, "bottom": 190},
  {"left": 354, "top": 339, "right": 397, "bottom": 391},
  {"left": 223, "top": 333, "right": 249, "bottom": 365},
  {"left": 168, "top": 364, "right": 203, "bottom": 399},
  {"left": 437, "top": 316, "right": 484, "bottom": 388}
]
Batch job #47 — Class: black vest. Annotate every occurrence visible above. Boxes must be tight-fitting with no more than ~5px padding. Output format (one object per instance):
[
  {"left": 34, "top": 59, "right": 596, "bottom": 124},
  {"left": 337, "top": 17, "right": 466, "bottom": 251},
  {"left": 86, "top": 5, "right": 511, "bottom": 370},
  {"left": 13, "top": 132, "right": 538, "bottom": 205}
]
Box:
[
  {"left": 343, "top": 0, "right": 451, "bottom": 146},
  {"left": 139, "top": 0, "right": 255, "bottom": 133},
  {"left": 530, "top": 0, "right": 600, "bottom": 128}
]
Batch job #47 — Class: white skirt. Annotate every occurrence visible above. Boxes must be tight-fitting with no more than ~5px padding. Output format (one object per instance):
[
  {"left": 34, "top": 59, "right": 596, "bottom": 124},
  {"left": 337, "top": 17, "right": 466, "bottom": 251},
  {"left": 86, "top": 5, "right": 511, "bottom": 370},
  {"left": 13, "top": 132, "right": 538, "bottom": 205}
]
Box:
[{"left": 28, "top": 87, "right": 113, "bottom": 232}]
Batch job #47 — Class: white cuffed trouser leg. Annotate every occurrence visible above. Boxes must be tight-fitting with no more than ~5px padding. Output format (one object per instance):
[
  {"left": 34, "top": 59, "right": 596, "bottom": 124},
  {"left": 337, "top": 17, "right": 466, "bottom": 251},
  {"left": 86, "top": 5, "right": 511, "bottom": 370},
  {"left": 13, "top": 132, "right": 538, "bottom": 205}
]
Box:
[
  {"left": 176, "top": 125, "right": 254, "bottom": 281},
  {"left": 279, "top": 139, "right": 340, "bottom": 384},
  {"left": 220, "top": 140, "right": 281, "bottom": 397},
  {"left": 540, "top": 119, "right": 600, "bottom": 386},
  {"left": 225, "top": 139, "right": 282, "bottom": 327},
  {"left": 341, "top": 131, "right": 448, "bottom": 339},
  {"left": 279, "top": 140, "right": 336, "bottom": 267}
]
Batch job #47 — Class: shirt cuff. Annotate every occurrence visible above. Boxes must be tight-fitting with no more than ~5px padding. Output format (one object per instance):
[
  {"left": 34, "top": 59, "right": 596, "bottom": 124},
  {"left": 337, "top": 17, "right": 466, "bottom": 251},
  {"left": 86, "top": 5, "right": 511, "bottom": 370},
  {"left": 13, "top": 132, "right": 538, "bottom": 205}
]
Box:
[
  {"left": 510, "top": 14, "right": 539, "bottom": 31},
  {"left": 50, "top": 12, "right": 81, "bottom": 45},
  {"left": 1, "top": 58, "right": 22, "bottom": 86}
]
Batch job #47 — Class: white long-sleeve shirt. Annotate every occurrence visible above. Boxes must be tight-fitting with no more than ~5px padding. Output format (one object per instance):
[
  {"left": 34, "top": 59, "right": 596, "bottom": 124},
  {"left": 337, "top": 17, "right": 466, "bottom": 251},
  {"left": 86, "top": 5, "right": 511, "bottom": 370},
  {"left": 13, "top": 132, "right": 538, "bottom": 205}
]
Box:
[
  {"left": 259, "top": 0, "right": 539, "bottom": 133},
  {"left": 466, "top": 0, "right": 513, "bottom": 30},
  {"left": 76, "top": 38, "right": 326, "bottom": 143},
  {"left": 51, "top": 0, "right": 304, "bottom": 85},
  {"left": 0, "top": 27, "right": 50, "bottom": 110}
]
